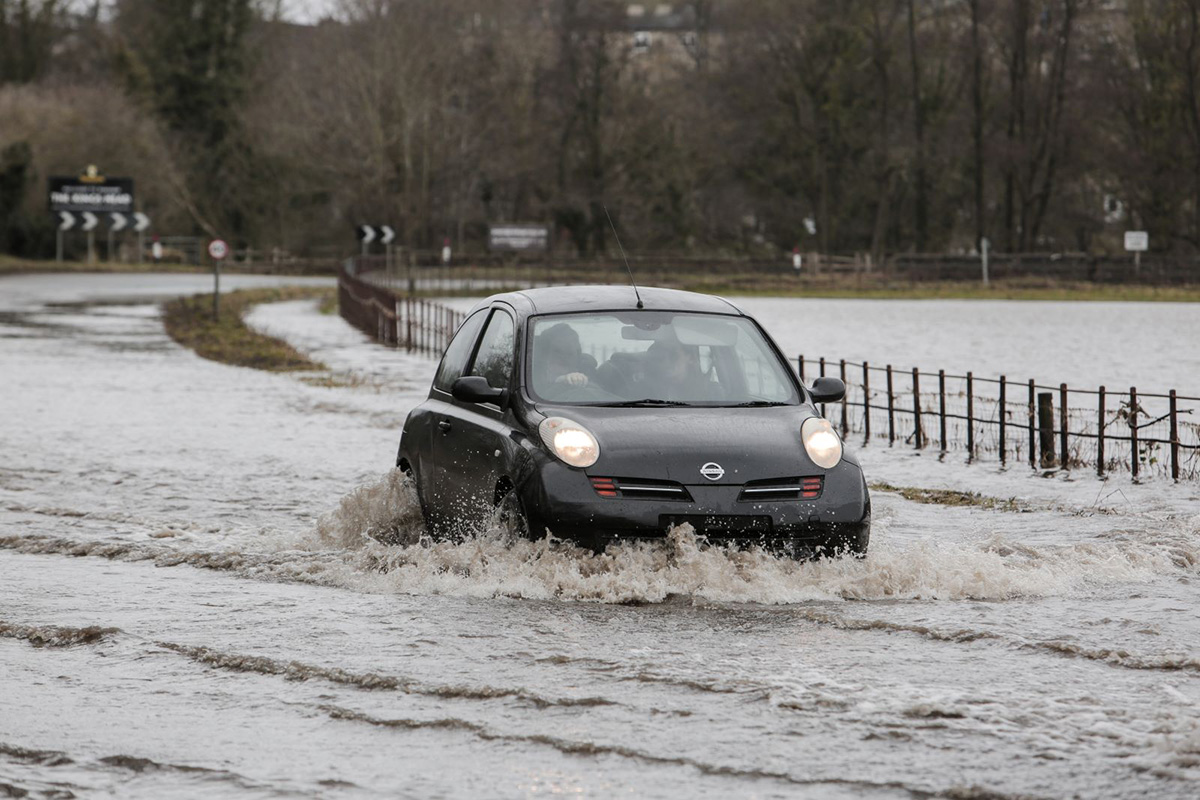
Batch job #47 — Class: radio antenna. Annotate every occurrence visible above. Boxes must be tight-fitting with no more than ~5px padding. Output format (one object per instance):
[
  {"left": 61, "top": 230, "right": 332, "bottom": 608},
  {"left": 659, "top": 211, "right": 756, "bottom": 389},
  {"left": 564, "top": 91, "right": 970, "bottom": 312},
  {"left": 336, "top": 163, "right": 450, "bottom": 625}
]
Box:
[{"left": 604, "top": 205, "right": 643, "bottom": 309}]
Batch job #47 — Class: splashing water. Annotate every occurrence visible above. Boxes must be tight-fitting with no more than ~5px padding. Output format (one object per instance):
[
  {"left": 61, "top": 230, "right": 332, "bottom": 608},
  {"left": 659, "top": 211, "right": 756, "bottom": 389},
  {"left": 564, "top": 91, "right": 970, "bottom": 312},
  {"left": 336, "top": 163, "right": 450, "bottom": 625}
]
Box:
[{"left": 291, "top": 470, "right": 1198, "bottom": 606}]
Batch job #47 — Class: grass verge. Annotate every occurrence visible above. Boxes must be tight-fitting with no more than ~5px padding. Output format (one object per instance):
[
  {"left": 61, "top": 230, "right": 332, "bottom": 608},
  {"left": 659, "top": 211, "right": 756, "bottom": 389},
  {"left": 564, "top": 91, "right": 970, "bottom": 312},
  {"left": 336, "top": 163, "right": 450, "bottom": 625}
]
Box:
[
  {"left": 869, "top": 482, "right": 1022, "bottom": 512},
  {"left": 163, "top": 287, "right": 334, "bottom": 372},
  {"left": 676, "top": 276, "right": 1200, "bottom": 302}
]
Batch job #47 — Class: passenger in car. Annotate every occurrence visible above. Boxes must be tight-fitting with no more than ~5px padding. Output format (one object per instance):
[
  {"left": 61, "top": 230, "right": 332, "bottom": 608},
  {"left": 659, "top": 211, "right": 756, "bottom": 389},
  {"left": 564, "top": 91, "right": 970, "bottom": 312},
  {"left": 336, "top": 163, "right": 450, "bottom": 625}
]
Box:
[{"left": 644, "top": 339, "right": 715, "bottom": 401}]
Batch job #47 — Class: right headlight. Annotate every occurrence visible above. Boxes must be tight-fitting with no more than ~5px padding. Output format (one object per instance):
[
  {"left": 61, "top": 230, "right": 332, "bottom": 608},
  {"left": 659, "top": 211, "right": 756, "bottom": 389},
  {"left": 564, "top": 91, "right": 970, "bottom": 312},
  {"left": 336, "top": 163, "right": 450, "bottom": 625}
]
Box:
[
  {"left": 539, "top": 417, "right": 600, "bottom": 468},
  {"left": 802, "top": 417, "right": 843, "bottom": 469}
]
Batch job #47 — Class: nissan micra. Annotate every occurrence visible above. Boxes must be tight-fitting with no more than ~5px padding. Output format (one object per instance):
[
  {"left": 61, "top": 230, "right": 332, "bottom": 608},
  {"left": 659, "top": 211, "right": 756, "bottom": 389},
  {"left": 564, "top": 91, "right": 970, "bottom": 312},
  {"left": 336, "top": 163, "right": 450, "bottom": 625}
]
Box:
[{"left": 396, "top": 286, "right": 870, "bottom": 556}]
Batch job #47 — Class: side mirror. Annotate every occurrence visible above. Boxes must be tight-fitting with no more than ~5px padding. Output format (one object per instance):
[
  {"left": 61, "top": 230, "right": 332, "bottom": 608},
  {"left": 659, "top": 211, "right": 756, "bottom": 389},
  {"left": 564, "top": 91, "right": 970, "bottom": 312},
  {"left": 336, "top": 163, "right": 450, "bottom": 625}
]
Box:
[
  {"left": 452, "top": 376, "right": 507, "bottom": 406},
  {"left": 809, "top": 376, "right": 845, "bottom": 404}
]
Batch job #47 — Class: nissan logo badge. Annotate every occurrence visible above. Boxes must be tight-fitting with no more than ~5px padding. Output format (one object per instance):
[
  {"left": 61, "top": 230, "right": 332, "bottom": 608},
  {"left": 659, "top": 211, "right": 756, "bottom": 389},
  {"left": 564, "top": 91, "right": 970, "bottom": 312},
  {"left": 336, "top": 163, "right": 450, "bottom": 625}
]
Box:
[{"left": 700, "top": 462, "right": 725, "bottom": 481}]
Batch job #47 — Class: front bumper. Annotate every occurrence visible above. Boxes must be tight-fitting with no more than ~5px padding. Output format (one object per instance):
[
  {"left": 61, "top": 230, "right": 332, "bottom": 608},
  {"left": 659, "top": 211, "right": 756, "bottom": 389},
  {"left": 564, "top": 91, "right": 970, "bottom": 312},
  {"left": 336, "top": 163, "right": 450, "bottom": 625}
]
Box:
[{"left": 520, "top": 456, "right": 871, "bottom": 548}]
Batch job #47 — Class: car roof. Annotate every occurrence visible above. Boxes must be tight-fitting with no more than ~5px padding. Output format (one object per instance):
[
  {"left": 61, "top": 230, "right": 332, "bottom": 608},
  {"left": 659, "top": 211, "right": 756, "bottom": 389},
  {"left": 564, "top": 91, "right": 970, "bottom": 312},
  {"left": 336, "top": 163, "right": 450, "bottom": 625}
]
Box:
[{"left": 473, "top": 285, "right": 744, "bottom": 318}]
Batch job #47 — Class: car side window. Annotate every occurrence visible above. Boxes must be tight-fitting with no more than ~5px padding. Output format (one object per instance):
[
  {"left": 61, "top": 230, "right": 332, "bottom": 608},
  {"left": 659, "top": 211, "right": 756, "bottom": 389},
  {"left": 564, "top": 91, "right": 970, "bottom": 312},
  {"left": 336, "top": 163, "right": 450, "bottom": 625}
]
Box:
[
  {"left": 433, "top": 309, "right": 487, "bottom": 393},
  {"left": 468, "top": 309, "right": 515, "bottom": 390}
]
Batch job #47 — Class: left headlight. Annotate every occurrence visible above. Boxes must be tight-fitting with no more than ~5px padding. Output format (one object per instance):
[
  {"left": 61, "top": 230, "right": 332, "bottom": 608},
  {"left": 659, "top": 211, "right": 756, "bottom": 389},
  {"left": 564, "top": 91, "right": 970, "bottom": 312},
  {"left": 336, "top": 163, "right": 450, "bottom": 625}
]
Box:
[
  {"left": 802, "top": 417, "right": 843, "bottom": 469},
  {"left": 539, "top": 417, "right": 600, "bottom": 468}
]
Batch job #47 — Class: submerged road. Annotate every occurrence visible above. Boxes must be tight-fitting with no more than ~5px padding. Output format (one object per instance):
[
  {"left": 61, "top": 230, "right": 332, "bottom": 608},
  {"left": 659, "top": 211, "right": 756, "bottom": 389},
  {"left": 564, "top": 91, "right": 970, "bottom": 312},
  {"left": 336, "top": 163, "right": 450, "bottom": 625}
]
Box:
[{"left": 1, "top": 274, "right": 1198, "bottom": 798}]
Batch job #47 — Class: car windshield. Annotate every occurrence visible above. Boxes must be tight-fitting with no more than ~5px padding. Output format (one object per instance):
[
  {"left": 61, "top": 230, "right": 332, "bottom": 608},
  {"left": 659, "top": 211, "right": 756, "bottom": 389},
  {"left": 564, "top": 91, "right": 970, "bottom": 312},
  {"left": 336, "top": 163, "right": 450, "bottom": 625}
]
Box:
[{"left": 526, "top": 311, "right": 799, "bottom": 407}]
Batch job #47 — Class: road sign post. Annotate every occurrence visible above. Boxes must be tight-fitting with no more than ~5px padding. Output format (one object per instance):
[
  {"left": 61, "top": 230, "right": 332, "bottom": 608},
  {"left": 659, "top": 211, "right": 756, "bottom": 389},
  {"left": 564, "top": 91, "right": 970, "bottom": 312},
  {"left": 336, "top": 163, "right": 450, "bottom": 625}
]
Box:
[
  {"left": 56, "top": 212, "right": 75, "bottom": 263},
  {"left": 81, "top": 212, "right": 99, "bottom": 264},
  {"left": 1124, "top": 230, "right": 1148, "bottom": 275},
  {"left": 108, "top": 213, "right": 128, "bottom": 263},
  {"left": 358, "top": 225, "right": 376, "bottom": 258},
  {"left": 208, "top": 239, "right": 229, "bottom": 320},
  {"left": 380, "top": 225, "right": 395, "bottom": 276},
  {"left": 133, "top": 213, "right": 151, "bottom": 264}
]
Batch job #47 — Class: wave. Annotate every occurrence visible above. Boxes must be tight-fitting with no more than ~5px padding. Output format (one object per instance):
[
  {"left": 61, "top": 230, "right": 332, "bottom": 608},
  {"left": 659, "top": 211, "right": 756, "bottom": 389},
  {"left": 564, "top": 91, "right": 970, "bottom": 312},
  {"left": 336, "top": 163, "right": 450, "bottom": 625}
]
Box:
[
  {"left": 0, "top": 621, "right": 118, "bottom": 648},
  {"left": 3, "top": 470, "right": 1197, "bottom": 609},
  {"left": 0, "top": 618, "right": 615, "bottom": 711}
]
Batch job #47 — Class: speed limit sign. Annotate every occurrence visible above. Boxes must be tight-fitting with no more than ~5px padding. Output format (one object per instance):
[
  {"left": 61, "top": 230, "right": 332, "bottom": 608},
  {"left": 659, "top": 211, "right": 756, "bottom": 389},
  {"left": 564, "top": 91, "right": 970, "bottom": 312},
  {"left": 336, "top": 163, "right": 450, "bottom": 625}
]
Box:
[{"left": 208, "top": 238, "right": 229, "bottom": 260}]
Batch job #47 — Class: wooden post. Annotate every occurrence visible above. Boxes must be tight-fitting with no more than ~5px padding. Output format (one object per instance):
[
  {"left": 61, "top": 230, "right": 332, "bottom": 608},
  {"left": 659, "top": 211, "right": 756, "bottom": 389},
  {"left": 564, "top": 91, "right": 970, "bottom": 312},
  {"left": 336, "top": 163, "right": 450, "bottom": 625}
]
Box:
[
  {"left": 1130, "top": 386, "right": 1139, "bottom": 479},
  {"left": 1059, "top": 383, "right": 1069, "bottom": 470},
  {"left": 839, "top": 359, "right": 849, "bottom": 437},
  {"left": 405, "top": 297, "right": 414, "bottom": 351},
  {"left": 1038, "top": 392, "right": 1055, "bottom": 468},
  {"left": 862, "top": 361, "right": 871, "bottom": 443},
  {"left": 886, "top": 364, "right": 895, "bottom": 445},
  {"left": 798, "top": 355, "right": 805, "bottom": 383},
  {"left": 1170, "top": 390, "right": 1180, "bottom": 482},
  {"left": 912, "top": 368, "right": 923, "bottom": 449},
  {"left": 1097, "top": 386, "right": 1106, "bottom": 477},
  {"left": 1028, "top": 379, "right": 1036, "bottom": 468},
  {"left": 938, "top": 369, "right": 947, "bottom": 452},
  {"left": 966, "top": 371, "right": 975, "bottom": 460},
  {"left": 999, "top": 375, "right": 1007, "bottom": 465}
]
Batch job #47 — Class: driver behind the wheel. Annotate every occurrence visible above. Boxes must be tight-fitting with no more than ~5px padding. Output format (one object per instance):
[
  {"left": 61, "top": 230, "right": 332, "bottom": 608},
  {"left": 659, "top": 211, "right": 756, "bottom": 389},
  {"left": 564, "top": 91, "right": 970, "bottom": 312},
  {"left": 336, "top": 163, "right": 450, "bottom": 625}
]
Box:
[{"left": 534, "top": 323, "right": 596, "bottom": 392}]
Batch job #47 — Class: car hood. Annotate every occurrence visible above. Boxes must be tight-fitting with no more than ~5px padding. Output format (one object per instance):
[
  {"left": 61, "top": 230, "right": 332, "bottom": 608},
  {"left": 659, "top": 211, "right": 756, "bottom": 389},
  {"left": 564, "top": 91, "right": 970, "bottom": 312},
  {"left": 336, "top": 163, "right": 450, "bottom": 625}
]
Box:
[{"left": 533, "top": 403, "right": 852, "bottom": 484}]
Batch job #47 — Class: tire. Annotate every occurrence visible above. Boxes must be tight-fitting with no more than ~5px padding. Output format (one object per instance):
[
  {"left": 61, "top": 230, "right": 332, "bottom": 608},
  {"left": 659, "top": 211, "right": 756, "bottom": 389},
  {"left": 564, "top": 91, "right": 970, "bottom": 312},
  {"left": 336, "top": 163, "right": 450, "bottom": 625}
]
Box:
[
  {"left": 401, "top": 460, "right": 439, "bottom": 538},
  {"left": 492, "top": 485, "right": 530, "bottom": 541}
]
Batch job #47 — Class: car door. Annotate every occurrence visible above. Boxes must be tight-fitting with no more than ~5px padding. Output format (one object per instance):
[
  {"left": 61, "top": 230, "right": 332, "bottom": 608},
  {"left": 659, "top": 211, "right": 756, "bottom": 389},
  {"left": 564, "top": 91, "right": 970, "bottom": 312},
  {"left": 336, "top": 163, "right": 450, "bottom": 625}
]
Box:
[
  {"left": 431, "top": 307, "right": 517, "bottom": 533},
  {"left": 417, "top": 309, "right": 487, "bottom": 519}
]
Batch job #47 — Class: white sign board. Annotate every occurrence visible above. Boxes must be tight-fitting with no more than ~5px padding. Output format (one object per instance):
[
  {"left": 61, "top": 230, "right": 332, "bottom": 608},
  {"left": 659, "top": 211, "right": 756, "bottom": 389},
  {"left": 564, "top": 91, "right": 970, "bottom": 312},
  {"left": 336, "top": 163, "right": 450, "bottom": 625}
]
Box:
[
  {"left": 1124, "top": 231, "right": 1148, "bottom": 252},
  {"left": 488, "top": 224, "right": 550, "bottom": 252},
  {"left": 208, "top": 239, "right": 229, "bottom": 260}
]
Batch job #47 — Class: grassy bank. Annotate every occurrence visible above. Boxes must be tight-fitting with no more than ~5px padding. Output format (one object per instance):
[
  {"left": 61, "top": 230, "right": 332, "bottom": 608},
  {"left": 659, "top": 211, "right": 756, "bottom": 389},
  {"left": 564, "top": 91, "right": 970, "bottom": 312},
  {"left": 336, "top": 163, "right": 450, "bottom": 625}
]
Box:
[
  {"left": 0, "top": 255, "right": 333, "bottom": 277},
  {"left": 398, "top": 274, "right": 1200, "bottom": 302},
  {"left": 0, "top": 254, "right": 210, "bottom": 275},
  {"left": 163, "top": 287, "right": 333, "bottom": 372},
  {"left": 676, "top": 275, "right": 1200, "bottom": 302}
]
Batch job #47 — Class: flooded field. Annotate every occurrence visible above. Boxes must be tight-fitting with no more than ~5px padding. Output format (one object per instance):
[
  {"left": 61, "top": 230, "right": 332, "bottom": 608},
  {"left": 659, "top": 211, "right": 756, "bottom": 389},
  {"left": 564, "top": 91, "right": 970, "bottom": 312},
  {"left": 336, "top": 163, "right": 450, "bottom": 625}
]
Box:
[{"left": 2, "top": 274, "right": 1199, "bottom": 798}]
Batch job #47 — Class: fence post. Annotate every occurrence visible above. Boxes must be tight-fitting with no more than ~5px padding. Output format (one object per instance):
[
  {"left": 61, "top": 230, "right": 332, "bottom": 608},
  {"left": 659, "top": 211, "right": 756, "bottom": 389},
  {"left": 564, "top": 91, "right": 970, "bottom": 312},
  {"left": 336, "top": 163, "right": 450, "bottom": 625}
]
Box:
[
  {"left": 1060, "top": 383, "right": 1069, "bottom": 470},
  {"left": 938, "top": 370, "right": 947, "bottom": 453},
  {"left": 966, "top": 371, "right": 975, "bottom": 460},
  {"left": 1130, "top": 386, "right": 1139, "bottom": 480},
  {"left": 862, "top": 362, "right": 871, "bottom": 444},
  {"left": 1097, "top": 386, "right": 1106, "bottom": 477},
  {"left": 886, "top": 364, "right": 895, "bottom": 445},
  {"left": 1170, "top": 389, "right": 1180, "bottom": 482},
  {"left": 405, "top": 297, "right": 414, "bottom": 352},
  {"left": 839, "top": 359, "right": 849, "bottom": 437},
  {"left": 1038, "top": 392, "right": 1055, "bottom": 468},
  {"left": 912, "top": 368, "right": 923, "bottom": 449},
  {"left": 1028, "top": 379, "right": 1036, "bottom": 469},
  {"left": 999, "top": 375, "right": 1007, "bottom": 465}
]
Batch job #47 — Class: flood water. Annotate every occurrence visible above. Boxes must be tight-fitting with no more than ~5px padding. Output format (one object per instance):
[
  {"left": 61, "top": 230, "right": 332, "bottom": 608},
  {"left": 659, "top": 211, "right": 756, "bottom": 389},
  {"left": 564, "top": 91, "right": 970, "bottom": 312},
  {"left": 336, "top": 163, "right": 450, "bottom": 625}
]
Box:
[{"left": 2, "top": 274, "right": 1198, "bottom": 798}]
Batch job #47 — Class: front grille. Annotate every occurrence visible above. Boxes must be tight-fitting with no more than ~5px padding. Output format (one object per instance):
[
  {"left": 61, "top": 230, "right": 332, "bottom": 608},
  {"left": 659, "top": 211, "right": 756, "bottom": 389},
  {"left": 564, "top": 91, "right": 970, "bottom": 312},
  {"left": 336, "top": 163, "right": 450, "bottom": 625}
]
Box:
[
  {"left": 738, "top": 476, "right": 824, "bottom": 502},
  {"left": 589, "top": 476, "right": 693, "bottom": 501}
]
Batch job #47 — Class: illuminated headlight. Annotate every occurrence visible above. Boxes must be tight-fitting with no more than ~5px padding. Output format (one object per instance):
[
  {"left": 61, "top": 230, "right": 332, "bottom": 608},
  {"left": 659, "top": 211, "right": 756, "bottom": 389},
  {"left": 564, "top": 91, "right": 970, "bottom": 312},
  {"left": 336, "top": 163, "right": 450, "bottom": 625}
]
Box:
[
  {"left": 539, "top": 417, "right": 600, "bottom": 468},
  {"left": 802, "top": 417, "right": 843, "bottom": 469}
]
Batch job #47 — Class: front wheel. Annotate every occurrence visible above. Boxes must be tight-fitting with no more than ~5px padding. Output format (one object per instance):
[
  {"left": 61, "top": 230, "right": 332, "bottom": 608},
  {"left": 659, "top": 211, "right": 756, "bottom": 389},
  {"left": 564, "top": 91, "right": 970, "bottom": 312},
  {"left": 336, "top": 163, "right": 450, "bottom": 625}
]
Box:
[{"left": 492, "top": 486, "right": 530, "bottom": 541}]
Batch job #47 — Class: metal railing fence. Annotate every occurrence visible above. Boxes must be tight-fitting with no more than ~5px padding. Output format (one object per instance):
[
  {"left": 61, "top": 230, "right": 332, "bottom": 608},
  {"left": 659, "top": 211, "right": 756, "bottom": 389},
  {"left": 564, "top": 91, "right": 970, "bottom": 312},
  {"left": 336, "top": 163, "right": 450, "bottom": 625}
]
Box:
[{"left": 799, "top": 355, "right": 1199, "bottom": 482}]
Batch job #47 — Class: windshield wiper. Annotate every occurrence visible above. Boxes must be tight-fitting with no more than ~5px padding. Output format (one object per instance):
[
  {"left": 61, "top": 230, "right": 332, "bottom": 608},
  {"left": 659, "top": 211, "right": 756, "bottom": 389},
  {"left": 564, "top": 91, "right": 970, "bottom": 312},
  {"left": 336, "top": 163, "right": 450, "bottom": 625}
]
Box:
[
  {"left": 601, "top": 398, "right": 693, "bottom": 407},
  {"left": 729, "top": 400, "right": 789, "bottom": 407}
]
